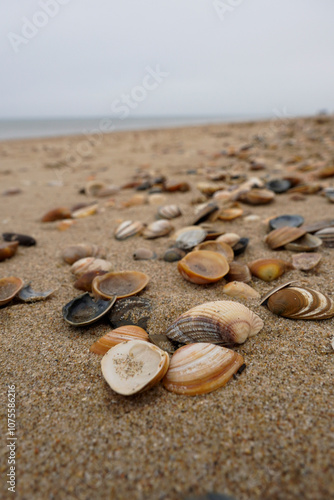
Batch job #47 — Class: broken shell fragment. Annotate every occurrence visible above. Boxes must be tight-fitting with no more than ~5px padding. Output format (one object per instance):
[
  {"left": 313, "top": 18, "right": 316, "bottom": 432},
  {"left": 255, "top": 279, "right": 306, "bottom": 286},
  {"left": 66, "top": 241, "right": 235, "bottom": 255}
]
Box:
[
  {"left": 90, "top": 325, "right": 149, "bottom": 355},
  {"left": 165, "top": 300, "right": 264, "bottom": 345},
  {"left": 291, "top": 252, "right": 322, "bottom": 271},
  {"left": 142, "top": 220, "right": 173, "bottom": 239},
  {"left": 157, "top": 204, "right": 182, "bottom": 220},
  {"left": 101, "top": 340, "right": 170, "bottom": 396},
  {"left": 194, "top": 241, "right": 234, "bottom": 263},
  {"left": 61, "top": 243, "right": 105, "bottom": 264},
  {"left": 0, "top": 241, "right": 19, "bottom": 261},
  {"left": 177, "top": 250, "right": 229, "bottom": 285},
  {"left": 163, "top": 343, "right": 244, "bottom": 396},
  {"left": 223, "top": 281, "right": 260, "bottom": 300},
  {"left": 0, "top": 276, "right": 24, "bottom": 306},
  {"left": 265, "top": 226, "right": 307, "bottom": 249},
  {"left": 225, "top": 261, "right": 252, "bottom": 283},
  {"left": 2, "top": 233, "right": 36, "bottom": 246},
  {"left": 70, "top": 257, "right": 112, "bottom": 277},
  {"left": 62, "top": 292, "right": 116, "bottom": 326},
  {"left": 114, "top": 220, "right": 145, "bottom": 240},
  {"left": 92, "top": 271, "right": 149, "bottom": 300},
  {"left": 41, "top": 207, "right": 71, "bottom": 222},
  {"left": 248, "top": 258, "right": 291, "bottom": 282},
  {"left": 17, "top": 284, "right": 54, "bottom": 302}
]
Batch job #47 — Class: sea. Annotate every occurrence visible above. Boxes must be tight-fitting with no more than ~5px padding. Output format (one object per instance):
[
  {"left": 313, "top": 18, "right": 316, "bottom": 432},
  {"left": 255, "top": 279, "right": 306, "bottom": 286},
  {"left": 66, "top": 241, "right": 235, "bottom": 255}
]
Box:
[{"left": 0, "top": 115, "right": 270, "bottom": 141}]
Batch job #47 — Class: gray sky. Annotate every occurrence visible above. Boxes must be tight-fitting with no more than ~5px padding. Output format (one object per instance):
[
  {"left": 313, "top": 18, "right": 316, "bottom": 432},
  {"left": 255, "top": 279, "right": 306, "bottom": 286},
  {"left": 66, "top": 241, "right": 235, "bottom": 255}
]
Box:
[{"left": 1, "top": 0, "right": 334, "bottom": 118}]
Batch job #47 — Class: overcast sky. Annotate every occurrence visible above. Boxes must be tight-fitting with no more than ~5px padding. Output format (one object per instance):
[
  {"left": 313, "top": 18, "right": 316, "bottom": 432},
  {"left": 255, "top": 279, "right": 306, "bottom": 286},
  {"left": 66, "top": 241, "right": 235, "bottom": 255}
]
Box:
[{"left": 1, "top": 0, "right": 334, "bottom": 119}]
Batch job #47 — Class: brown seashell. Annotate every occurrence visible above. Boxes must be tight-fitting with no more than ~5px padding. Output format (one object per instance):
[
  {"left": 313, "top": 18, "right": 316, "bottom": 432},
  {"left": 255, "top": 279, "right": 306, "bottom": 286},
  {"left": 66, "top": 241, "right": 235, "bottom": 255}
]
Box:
[
  {"left": 61, "top": 243, "right": 105, "bottom": 264},
  {"left": 217, "top": 233, "right": 241, "bottom": 248},
  {"left": 225, "top": 262, "right": 252, "bottom": 283},
  {"left": 265, "top": 226, "right": 307, "bottom": 249},
  {"left": 72, "top": 203, "right": 98, "bottom": 218},
  {"left": 266, "top": 286, "right": 334, "bottom": 320},
  {"left": 314, "top": 228, "right": 334, "bottom": 248},
  {"left": 164, "top": 181, "right": 190, "bottom": 192},
  {"left": 90, "top": 325, "right": 149, "bottom": 355},
  {"left": 101, "top": 340, "right": 169, "bottom": 395},
  {"left": 114, "top": 220, "right": 145, "bottom": 240},
  {"left": 177, "top": 250, "right": 229, "bottom": 285},
  {"left": 288, "top": 184, "right": 321, "bottom": 194},
  {"left": 70, "top": 257, "right": 112, "bottom": 277},
  {"left": 73, "top": 270, "right": 108, "bottom": 292},
  {"left": 216, "top": 203, "right": 243, "bottom": 221},
  {"left": 92, "top": 271, "right": 149, "bottom": 300},
  {"left": 163, "top": 343, "right": 244, "bottom": 396},
  {"left": 41, "top": 207, "right": 72, "bottom": 222},
  {"left": 157, "top": 204, "right": 182, "bottom": 220},
  {"left": 223, "top": 281, "right": 260, "bottom": 300},
  {"left": 194, "top": 241, "right": 234, "bottom": 263},
  {"left": 238, "top": 188, "right": 275, "bottom": 205},
  {"left": 0, "top": 241, "right": 19, "bottom": 262},
  {"left": 56, "top": 219, "right": 76, "bottom": 231},
  {"left": 142, "top": 220, "right": 173, "bottom": 239},
  {"left": 317, "top": 165, "right": 334, "bottom": 179},
  {"left": 133, "top": 248, "right": 157, "bottom": 260},
  {"left": 291, "top": 252, "right": 322, "bottom": 271},
  {"left": 166, "top": 300, "right": 263, "bottom": 344},
  {"left": 0, "top": 276, "right": 24, "bottom": 306},
  {"left": 284, "top": 233, "right": 322, "bottom": 252},
  {"left": 248, "top": 258, "right": 291, "bottom": 282},
  {"left": 259, "top": 280, "right": 298, "bottom": 306}
]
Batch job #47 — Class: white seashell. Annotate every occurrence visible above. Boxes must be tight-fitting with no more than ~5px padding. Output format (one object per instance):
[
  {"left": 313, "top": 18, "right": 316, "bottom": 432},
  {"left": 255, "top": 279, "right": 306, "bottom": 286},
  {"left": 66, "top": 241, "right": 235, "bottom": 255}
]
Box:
[
  {"left": 165, "top": 300, "right": 264, "bottom": 345},
  {"left": 142, "top": 220, "right": 173, "bottom": 239},
  {"left": 70, "top": 257, "right": 112, "bottom": 277},
  {"left": 114, "top": 220, "right": 145, "bottom": 240},
  {"left": 157, "top": 204, "right": 182, "bottom": 220}
]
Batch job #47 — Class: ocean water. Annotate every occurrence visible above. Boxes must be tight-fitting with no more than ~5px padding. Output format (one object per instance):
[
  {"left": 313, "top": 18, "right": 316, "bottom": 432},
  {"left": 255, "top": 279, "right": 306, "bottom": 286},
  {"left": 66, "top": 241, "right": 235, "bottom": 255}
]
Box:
[{"left": 0, "top": 115, "right": 268, "bottom": 141}]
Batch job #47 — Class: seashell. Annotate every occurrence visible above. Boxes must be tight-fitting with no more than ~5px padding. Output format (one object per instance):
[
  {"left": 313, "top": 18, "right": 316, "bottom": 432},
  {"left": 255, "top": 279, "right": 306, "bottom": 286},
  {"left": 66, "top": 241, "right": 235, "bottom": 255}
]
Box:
[
  {"left": 70, "top": 257, "right": 112, "bottom": 277},
  {"left": 0, "top": 241, "right": 19, "bottom": 262},
  {"left": 71, "top": 202, "right": 96, "bottom": 213},
  {"left": 157, "top": 204, "right": 182, "bottom": 220},
  {"left": 148, "top": 334, "right": 177, "bottom": 354},
  {"left": 96, "top": 185, "right": 120, "bottom": 198},
  {"left": 178, "top": 250, "right": 229, "bottom": 285},
  {"left": 163, "top": 247, "right": 186, "bottom": 262},
  {"left": 266, "top": 286, "right": 334, "bottom": 320},
  {"left": 223, "top": 281, "right": 260, "bottom": 300},
  {"left": 302, "top": 219, "right": 334, "bottom": 234},
  {"left": 291, "top": 252, "right": 322, "bottom": 271},
  {"left": 0, "top": 276, "right": 24, "bottom": 306},
  {"left": 259, "top": 280, "right": 298, "bottom": 306},
  {"left": 197, "top": 182, "right": 225, "bottom": 195},
  {"left": 41, "top": 207, "right": 71, "bottom": 222},
  {"left": 225, "top": 262, "right": 252, "bottom": 283},
  {"left": 90, "top": 325, "right": 149, "bottom": 355},
  {"left": 148, "top": 193, "right": 167, "bottom": 205},
  {"left": 216, "top": 203, "right": 243, "bottom": 221},
  {"left": 2, "top": 233, "right": 36, "bottom": 246},
  {"left": 164, "top": 180, "right": 190, "bottom": 192},
  {"left": 61, "top": 243, "right": 105, "bottom": 264},
  {"left": 72, "top": 203, "right": 98, "bottom": 218},
  {"left": 266, "top": 179, "right": 291, "bottom": 193},
  {"left": 63, "top": 292, "right": 116, "bottom": 326},
  {"left": 233, "top": 237, "right": 249, "bottom": 256},
  {"left": 165, "top": 300, "right": 264, "bottom": 345},
  {"left": 121, "top": 193, "right": 147, "bottom": 208},
  {"left": 109, "top": 296, "right": 151, "bottom": 330},
  {"left": 269, "top": 214, "right": 304, "bottom": 231},
  {"left": 101, "top": 340, "right": 170, "bottom": 396},
  {"left": 133, "top": 248, "right": 157, "bottom": 260},
  {"left": 265, "top": 226, "right": 306, "bottom": 249},
  {"left": 317, "top": 165, "right": 334, "bottom": 179},
  {"left": 314, "top": 228, "right": 334, "bottom": 248},
  {"left": 56, "top": 219, "right": 76, "bottom": 231},
  {"left": 73, "top": 270, "right": 108, "bottom": 292},
  {"left": 114, "top": 220, "right": 145, "bottom": 240},
  {"left": 192, "top": 202, "right": 219, "bottom": 225},
  {"left": 194, "top": 241, "right": 234, "bottom": 263},
  {"left": 200, "top": 224, "right": 224, "bottom": 240},
  {"left": 238, "top": 188, "right": 275, "bottom": 205},
  {"left": 288, "top": 184, "right": 321, "bottom": 194},
  {"left": 142, "top": 220, "right": 173, "bottom": 239},
  {"left": 248, "top": 258, "right": 291, "bottom": 282},
  {"left": 162, "top": 343, "right": 244, "bottom": 396},
  {"left": 284, "top": 233, "right": 322, "bottom": 252},
  {"left": 85, "top": 180, "right": 106, "bottom": 196},
  {"left": 217, "top": 233, "right": 240, "bottom": 247},
  {"left": 17, "top": 284, "right": 54, "bottom": 302},
  {"left": 92, "top": 271, "right": 149, "bottom": 300},
  {"left": 173, "top": 226, "right": 207, "bottom": 250}
]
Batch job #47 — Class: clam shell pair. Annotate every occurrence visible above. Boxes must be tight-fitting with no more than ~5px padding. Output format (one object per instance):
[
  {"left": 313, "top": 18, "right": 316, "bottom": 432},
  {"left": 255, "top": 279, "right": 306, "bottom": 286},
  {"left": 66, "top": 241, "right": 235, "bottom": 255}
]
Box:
[{"left": 166, "top": 300, "right": 264, "bottom": 345}]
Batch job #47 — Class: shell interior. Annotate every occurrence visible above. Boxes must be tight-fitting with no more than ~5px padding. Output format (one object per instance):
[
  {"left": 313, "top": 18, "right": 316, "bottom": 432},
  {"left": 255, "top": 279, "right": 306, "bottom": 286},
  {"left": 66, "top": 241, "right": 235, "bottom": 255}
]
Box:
[
  {"left": 92, "top": 271, "right": 149, "bottom": 300},
  {"left": 63, "top": 292, "right": 116, "bottom": 326},
  {"left": 0, "top": 276, "right": 24, "bottom": 306}
]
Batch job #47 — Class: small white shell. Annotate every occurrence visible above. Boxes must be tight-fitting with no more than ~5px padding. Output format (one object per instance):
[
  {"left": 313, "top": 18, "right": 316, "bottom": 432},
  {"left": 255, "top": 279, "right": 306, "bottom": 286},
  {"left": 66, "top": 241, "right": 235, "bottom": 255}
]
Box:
[
  {"left": 114, "top": 221, "right": 144, "bottom": 240},
  {"left": 142, "top": 220, "right": 173, "bottom": 239},
  {"left": 157, "top": 204, "right": 182, "bottom": 220}
]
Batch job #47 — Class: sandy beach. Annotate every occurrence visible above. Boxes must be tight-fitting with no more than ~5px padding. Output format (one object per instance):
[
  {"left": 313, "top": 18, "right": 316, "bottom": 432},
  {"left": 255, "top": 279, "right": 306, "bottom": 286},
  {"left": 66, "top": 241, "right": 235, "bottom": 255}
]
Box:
[{"left": 1, "top": 116, "right": 334, "bottom": 500}]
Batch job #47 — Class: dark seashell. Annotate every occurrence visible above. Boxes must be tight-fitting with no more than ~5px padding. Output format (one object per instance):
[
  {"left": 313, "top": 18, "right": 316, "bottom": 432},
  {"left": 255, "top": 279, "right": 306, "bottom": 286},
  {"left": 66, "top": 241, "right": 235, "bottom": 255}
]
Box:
[
  {"left": 0, "top": 241, "right": 19, "bottom": 261},
  {"left": 164, "top": 181, "right": 190, "bottom": 192},
  {"left": 109, "top": 296, "right": 152, "bottom": 330},
  {"left": 163, "top": 247, "right": 186, "bottom": 262},
  {"left": 233, "top": 237, "right": 249, "bottom": 256},
  {"left": 63, "top": 292, "right": 116, "bottom": 326},
  {"left": 225, "top": 261, "right": 252, "bottom": 283},
  {"left": 192, "top": 202, "right": 219, "bottom": 225},
  {"left": 18, "top": 284, "right": 54, "bottom": 302},
  {"left": 2, "top": 188, "right": 22, "bottom": 196},
  {"left": 266, "top": 179, "right": 291, "bottom": 193},
  {"left": 2, "top": 233, "right": 36, "bottom": 246},
  {"left": 149, "top": 334, "right": 177, "bottom": 354},
  {"left": 269, "top": 215, "right": 304, "bottom": 230},
  {"left": 136, "top": 180, "right": 152, "bottom": 191}
]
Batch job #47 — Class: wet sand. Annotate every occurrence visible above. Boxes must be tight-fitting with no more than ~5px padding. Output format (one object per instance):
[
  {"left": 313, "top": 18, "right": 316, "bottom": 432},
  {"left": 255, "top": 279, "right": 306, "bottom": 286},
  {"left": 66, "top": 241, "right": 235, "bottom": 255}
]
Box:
[{"left": 1, "top": 116, "right": 334, "bottom": 500}]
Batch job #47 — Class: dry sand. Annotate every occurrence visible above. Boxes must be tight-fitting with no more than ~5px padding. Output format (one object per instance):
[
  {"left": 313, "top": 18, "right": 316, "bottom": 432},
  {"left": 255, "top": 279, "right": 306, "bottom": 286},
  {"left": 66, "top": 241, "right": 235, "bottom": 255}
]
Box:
[{"left": 0, "top": 116, "right": 334, "bottom": 500}]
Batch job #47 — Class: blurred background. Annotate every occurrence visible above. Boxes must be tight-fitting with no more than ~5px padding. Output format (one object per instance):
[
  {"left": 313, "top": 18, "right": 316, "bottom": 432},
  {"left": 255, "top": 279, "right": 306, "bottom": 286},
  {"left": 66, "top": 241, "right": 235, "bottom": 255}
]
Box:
[{"left": 1, "top": 0, "right": 334, "bottom": 139}]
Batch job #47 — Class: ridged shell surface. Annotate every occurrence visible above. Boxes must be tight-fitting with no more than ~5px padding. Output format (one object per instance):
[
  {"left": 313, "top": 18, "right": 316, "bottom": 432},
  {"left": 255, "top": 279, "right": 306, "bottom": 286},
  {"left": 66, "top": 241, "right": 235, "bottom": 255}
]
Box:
[
  {"left": 267, "top": 286, "right": 334, "bottom": 320},
  {"left": 165, "top": 300, "right": 264, "bottom": 345},
  {"left": 114, "top": 221, "right": 144, "bottom": 240},
  {"left": 90, "top": 325, "right": 149, "bottom": 355},
  {"left": 163, "top": 343, "right": 244, "bottom": 396},
  {"left": 157, "top": 204, "right": 182, "bottom": 219}
]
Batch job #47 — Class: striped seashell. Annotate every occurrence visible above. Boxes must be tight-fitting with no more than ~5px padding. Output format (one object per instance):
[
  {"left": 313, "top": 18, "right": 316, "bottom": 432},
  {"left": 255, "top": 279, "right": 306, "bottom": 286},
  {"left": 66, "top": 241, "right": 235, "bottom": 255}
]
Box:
[
  {"left": 70, "top": 257, "right": 112, "bottom": 277},
  {"left": 114, "top": 220, "right": 145, "bottom": 240},
  {"left": 163, "top": 343, "right": 244, "bottom": 396},
  {"left": 90, "top": 325, "right": 149, "bottom": 355},
  {"left": 265, "top": 226, "right": 307, "bottom": 249},
  {"left": 165, "top": 300, "right": 264, "bottom": 345},
  {"left": 142, "top": 220, "right": 173, "bottom": 239},
  {"left": 157, "top": 204, "right": 182, "bottom": 220},
  {"left": 266, "top": 286, "right": 334, "bottom": 320},
  {"left": 61, "top": 243, "right": 105, "bottom": 264}
]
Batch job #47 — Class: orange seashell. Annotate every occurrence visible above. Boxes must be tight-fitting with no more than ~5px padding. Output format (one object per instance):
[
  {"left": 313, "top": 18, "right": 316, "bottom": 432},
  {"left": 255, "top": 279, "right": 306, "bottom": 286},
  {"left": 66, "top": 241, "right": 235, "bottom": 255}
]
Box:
[
  {"left": 265, "top": 226, "right": 307, "bottom": 249},
  {"left": 0, "top": 276, "right": 24, "bottom": 306},
  {"left": 248, "top": 258, "right": 291, "bottom": 282},
  {"left": 41, "top": 207, "right": 72, "bottom": 222},
  {"left": 90, "top": 325, "right": 149, "bottom": 355},
  {"left": 194, "top": 241, "right": 234, "bottom": 263},
  {"left": 177, "top": 250, "right": 229, "bottom": 285},
  {"left": 0, "top": 241, "right": 19, "bottom": 262},
  {"left": 92, "top": 271, "right": 149, "bottom": 300}
]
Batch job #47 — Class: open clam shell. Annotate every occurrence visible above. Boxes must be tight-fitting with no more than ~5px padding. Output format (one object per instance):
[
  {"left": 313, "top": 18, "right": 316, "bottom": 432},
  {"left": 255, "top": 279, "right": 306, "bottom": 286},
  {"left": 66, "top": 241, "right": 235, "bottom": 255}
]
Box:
[
  {"left": 61, "top": 243, "right": 105, "bottom": 264},
  {"left": 101, "top": 340, "right": 170, "bottom": 396},
  {"left": 166, "top": 300, "right": 264, "bottom": 345},
  {"left": 0, "top": 276, "right": 24, "bottom": 306},
  {"left": 266, "top": 286, "right": 334, "bottom": 320},
  {"left": 63, "top": 292, "right": 116, "bottom": 326},
  {"left": 0, "top": 241, "right": 19, "bottom": 261},
  {"left": 268, "top": 214, "right": 304, "bottom": 230},
  {"left": 90, "top": 325, "right": 149, "bottom": 355},
  {"left": 92, "top": 271, "right": 149, "bottom": 300},
  {"left": 194, "top": 241, "right": 234, "bottom": 263},
  {"left": 163, "top": 343, "right": 244, "bottom": 396},
  {"left": 177, "top": 250, "right": 229, "bottom": 285}
]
